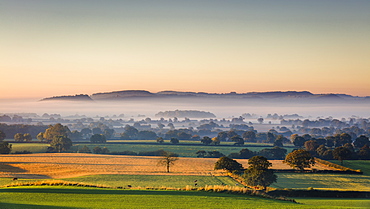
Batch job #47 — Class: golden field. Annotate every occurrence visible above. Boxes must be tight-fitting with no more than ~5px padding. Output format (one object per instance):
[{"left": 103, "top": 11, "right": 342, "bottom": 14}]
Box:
[{"left": 0, "top": 153, "right": 332, "bottom": 179}]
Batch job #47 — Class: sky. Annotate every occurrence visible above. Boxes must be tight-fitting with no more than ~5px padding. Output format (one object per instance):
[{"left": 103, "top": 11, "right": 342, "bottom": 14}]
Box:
[{"left": 1, "top": 0, "right": 370, "bottom": 99}]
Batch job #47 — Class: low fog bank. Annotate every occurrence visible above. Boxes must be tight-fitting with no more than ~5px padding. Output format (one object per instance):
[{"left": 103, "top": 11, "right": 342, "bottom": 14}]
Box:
[{"left": 0, "top": 98, "right": 369, "bottom": 119}]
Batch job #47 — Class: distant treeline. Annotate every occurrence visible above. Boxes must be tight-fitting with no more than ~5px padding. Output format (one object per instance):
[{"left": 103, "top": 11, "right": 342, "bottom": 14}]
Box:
[{"left": 155, "top": 110, "right": 216, "bottom": 118}]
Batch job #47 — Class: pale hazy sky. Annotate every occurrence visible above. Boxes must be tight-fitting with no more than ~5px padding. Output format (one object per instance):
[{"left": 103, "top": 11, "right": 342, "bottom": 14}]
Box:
[{"left": 1, "top": 0, "right": 369, "bottom": 99}]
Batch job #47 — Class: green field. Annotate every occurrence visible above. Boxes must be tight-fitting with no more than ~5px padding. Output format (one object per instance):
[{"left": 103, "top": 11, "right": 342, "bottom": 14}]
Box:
[
  {"left": 10, "top": 144, "right": 49, "bottom": 153},
  {"left": 62, "top": 174, "right": 239, "bottom": 188},
  {"left": 0, "top": 175, "right": 239, "bottom": 188},
  {"left": 294, "top": 198, "right": 370, "bottom": 208},
  {"left": 2, "top": 186, "right": 367, "bottom": 209},
  {"left": 74, "top": 143, "right": 294, "bottom": 157},
  {"left": 272, "top": 173, "right": 370, "bottom": 191},
  {"left": 329, "top": 160, "right": 370, "bottom": 176}
]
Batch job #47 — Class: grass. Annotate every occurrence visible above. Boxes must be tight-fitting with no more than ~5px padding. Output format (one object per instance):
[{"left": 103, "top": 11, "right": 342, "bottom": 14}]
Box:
[
  {"left": 74, "top": 143, "right": 294, "bottom": 157},
  {"left": 272, "top": 173, "right": 370, "bottom": 191},
  {"left": 10, "top": 143, "right": 49, "bottom": 153},
  {"left": 0, "top": 175, "right": 239, "bottom": 188},
  {"left": 61, "top": 174, "right": 239, "bottom": 188},
  {"left": 294, "top": 198, "right": 370, "bottom": 208},
  {"left": 329, "top": 160, "right": 370, "bottom": 176},
  {"left": 0, "top": 186, "right": 356, "bottom": 209}
]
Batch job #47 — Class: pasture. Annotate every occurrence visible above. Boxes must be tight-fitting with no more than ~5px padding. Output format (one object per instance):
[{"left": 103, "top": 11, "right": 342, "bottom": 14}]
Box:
[
  {"left": 62, "top": 174, "right": 238, "bottom": 188},
  {"left": 10, "top": 143, "right": 49, "bottom": 153},
  {"left": 1, "top": 186, "right": 366, "bottom": 209},
  {"left": 272, "top": 173, "right": 370, "bottom": 191}
]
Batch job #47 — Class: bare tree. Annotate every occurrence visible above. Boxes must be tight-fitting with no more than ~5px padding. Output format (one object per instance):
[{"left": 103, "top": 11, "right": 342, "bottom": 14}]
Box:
[{"left": 158, "top": 151, "right": 179, "bottom": 173}]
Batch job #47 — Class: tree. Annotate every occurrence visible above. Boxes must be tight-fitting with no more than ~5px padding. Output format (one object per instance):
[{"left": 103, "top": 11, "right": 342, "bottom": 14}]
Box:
[
  {"left": 123, "top": 125, "right": 138, "bottom": 139},
  {"left": 201, "top": 136, "right": 212, "bottom": 145},
  {"left": 170, "top": 137, "right": 179, "bottom": 144},
  {"left": 78, "top": 145, "right": 92, "bottom": 153},
  {"left": 69, "top": 130, "right": 82, "bottom": 141},
  {"left": 273, "top": 138, "right": 283, "bottom": 147},
  {"left": 354, "top": 135, "right": 369, "bottom": 149},
  {"left": 238, "top": 148, "right": 255, "bottom": 159},
  {"left": 156, "top": 137, "right": 164, "bottom": 143},
  {"left": 257, "top": 117, "right": 264, "bottom": 124},
  {"left": 333, "top": 146, "right": 351, "bottom": 165},
  {"left": 243, "top": 131, "right": 256, "bottom": 142},
  {"left": 283, "top": 149, "right": 315, "bottom": 171},
  {"left": 196, "top": 150, "right": 207, "bottom": 158},
  {"left": 90, "top": 134, "right": 106, "bottom": 143},
  {"left": 259, "top": 147, "right": 287, "bottom": 160},
  {"left": 211, "top": 137, "right": 220, "bottom": 145},
  {"left": 231, "top": 135, "right": 244, "bottom": 146},
  {"left": 44, "top": 123, "right": 71, "bottom": 142},
  {"left": 304, "top": 140, "right": 319, "bottom": 154},
  {"left": 217, "top": 131, "right": 228, "bottom": 141},
  {"left": 292, "top": 136, "right": 306, "bottom": 148},
  {"left": 104, "top": 129, "right": 115, "bottom": 139},
  {"left": 93, "top": 146, "right": 110, "bottom": 154},
  {"left": 37, "top": 132, "right": 45, "bottom": 142},
  {"left": 358, "top": 145, "right": 370, "bottom": 160},
  {"left": 23, "top": 133, "right": 32, "bottom": 142},
  {"left": 14, "top": 133, "right": 24, "bottom": 142},
  {"left": 0, "top": 130, "right": 6, "bottom": 141},
  {"left": 0, "top": 141, "right": 12, "bottom": 154},
  {"left": 80, "top": 128, "right": 92, "bottom": 139},
  {"left": 50, "top": 135, "right": 72, "bottom": 153},
  {"left": 243, "top": 156, "right": 277, "bottom": 190},
  {"left": 137, "top": 130, "right": 157, "bottom": 140},
  {"left": 214, "top": 156, "right": 244, "bottom": 174},
  {"left": 157, "top": 151, "right": 178, "bottom": 173}
]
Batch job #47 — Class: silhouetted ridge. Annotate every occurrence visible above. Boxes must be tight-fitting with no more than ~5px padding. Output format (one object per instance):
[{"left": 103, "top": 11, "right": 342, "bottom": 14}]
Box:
[{"left": 40, "top": 90, "right": 367, "bottom": 102}]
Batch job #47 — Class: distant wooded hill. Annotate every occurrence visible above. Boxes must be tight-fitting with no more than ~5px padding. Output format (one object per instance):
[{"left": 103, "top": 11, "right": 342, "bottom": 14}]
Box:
[
  {"left": 40, "top": 90, "right": 369, "bottom": 102},
  {"left": 155, "top": 110, "right": 216, "bottom": 118}
]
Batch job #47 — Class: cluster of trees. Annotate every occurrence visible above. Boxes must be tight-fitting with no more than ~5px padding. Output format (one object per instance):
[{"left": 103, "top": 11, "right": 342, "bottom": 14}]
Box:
[
  {"left": 0, "top": 123, "right": 48, "bottom": 139},
  {"left": 196, "top": 147, "right": 287, "bottom": 160},
  {"left": 0, "top": 115, "right": 32, "bottom": 123},
  {"left": 296, "top": 134, "right": 370, "bottom": 162},
  {"left": 14, "top": 133, "right": 32, "bottom": 142}
]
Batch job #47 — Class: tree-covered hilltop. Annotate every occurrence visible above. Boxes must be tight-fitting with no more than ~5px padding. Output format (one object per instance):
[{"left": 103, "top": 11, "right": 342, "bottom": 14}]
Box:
[
  {"left": 155, "top": 110, "right": 216, "bottom": 118},
  {"left": 40, "top": 94, "right": 93, "bottom": 102}
]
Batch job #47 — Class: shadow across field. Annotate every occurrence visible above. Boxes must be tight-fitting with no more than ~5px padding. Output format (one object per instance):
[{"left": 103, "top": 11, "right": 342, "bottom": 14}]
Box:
[
  {"left": 1, "top": 187, "right": 249, "bottom": 198},
  {"left": 0, "top": 202, "right": 77, "bottom": 209},
  {"left": 0, "top": 164, "right": 27, "bottom": 173}
]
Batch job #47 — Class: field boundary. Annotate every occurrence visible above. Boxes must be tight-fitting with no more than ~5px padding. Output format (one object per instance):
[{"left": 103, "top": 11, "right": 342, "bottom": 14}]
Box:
[
  {"left": 0, "top": 180, "right": 297, "bottom": 203},
  {"left": 268, "top": 189, "right": 370, "bottom": 198},
  {"left": 314, "top": 158, "right": 363, "bottom": 174}
]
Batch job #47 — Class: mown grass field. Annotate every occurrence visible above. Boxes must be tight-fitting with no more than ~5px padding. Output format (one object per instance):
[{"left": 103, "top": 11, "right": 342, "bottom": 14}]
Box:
[
  {"left": 10, "top": 144, "right": 49, "bottom": 153},
  {"left": 329, "top": 160, "right": 370, "bottom": 176},
  {"left": 294, "top": 198, "right": 370, "bottom": 208},
  {"left": 272, "top": 173, "right": 370, "bottom": 191},
  {"left": 2, "top": 186, "right": 368, "bottom": 209},
  {"left": 61, "top": 174, "right": 239, "bottom": 188}
]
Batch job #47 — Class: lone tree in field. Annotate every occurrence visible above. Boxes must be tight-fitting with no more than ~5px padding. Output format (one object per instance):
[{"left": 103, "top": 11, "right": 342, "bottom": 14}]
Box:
[
  {"left": 283, "top": 149, "right": 315, "bottom": 171},
  {"left": 50, "top": 135, "right": 72, "bottom": 153},
  {"left": 214, "top": 156, "right": 244, "bottom": 174},
  {"left": 243, "top": 156, "right": 277, "bottom": 190},
  {"left": 158, "top": 151, "right": 179, "bottom": 173}
]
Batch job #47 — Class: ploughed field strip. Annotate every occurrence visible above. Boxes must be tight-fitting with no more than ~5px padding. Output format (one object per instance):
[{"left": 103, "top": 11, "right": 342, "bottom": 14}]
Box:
[{"left": 0, "top": 153, "right": 332, "bottom": 179}]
